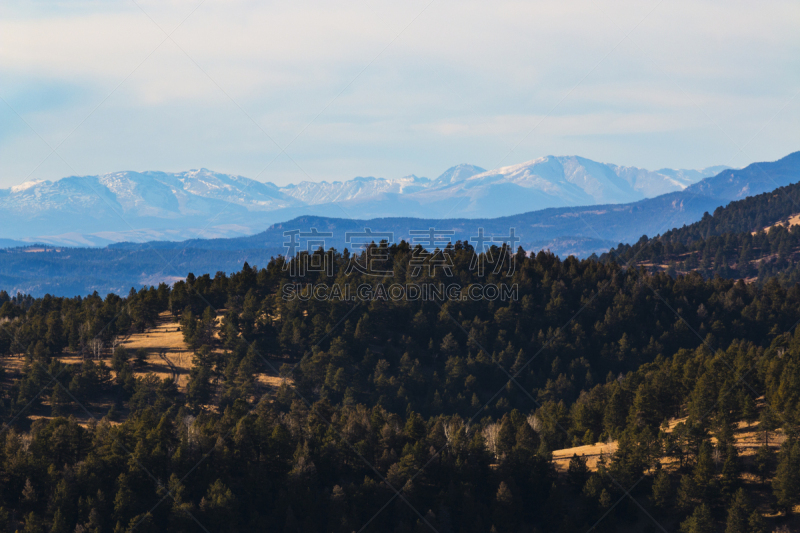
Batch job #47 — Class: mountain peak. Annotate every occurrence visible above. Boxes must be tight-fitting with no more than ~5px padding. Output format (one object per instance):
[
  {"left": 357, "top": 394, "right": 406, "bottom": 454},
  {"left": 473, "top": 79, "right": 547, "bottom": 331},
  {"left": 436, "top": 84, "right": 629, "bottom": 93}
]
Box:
[{"left": 434, "top": 164, "right": 486, "bottom": 185}]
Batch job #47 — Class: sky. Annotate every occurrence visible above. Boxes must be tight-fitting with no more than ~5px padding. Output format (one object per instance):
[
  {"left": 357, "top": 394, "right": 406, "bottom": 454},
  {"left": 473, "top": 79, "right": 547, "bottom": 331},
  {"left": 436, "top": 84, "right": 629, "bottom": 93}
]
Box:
[{"left": 0, "top": 0, "right": 798, "bottom": 189}]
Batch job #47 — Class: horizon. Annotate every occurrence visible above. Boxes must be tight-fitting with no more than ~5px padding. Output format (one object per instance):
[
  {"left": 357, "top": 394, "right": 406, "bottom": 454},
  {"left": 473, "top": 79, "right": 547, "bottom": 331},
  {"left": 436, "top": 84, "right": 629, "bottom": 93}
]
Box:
[{"left": 0, "top": 152, "right": 746, "bottom": 190}]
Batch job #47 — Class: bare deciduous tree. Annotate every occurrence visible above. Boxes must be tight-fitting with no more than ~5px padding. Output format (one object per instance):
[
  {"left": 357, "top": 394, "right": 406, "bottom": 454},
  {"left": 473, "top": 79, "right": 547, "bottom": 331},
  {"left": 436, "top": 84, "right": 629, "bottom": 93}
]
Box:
[
  {"left": 88, "top": 338, "right": 104, "bottom": 360},
  {"left": 483, "top": 423, "right": 500, "bottom": 460},
  {"left": 527, "top": 413, "right": 542, "bottom": 433}
]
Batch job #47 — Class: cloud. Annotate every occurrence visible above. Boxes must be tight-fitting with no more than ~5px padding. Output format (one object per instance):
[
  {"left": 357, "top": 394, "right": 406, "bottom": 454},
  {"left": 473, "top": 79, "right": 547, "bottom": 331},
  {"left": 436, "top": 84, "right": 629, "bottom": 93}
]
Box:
[{"left": 0, "top": 0, "right": 798, "bottom": 187}]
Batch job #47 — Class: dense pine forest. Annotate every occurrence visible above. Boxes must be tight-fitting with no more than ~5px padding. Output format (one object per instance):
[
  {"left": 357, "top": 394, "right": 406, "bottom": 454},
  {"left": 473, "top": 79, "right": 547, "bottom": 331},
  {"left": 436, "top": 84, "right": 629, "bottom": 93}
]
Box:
[
  {"left": 4, "top": 177, "right": 800, "bottom": 532},
  {"left": 1, "top": 231, "right": 800, "bottom": 532}
]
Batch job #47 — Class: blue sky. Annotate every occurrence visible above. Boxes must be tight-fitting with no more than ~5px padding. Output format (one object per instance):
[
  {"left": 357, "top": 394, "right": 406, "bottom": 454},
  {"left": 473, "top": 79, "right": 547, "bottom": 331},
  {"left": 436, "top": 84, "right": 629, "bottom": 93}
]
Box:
[{"left": 1, "top": 0, "right": 798, "bottom": 188}]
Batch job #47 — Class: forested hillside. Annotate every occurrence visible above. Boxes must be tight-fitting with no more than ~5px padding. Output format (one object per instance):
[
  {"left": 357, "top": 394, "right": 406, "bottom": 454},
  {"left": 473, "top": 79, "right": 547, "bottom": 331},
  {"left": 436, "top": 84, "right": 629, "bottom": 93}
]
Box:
[
  {"left": 2, "top": 238, "right": 800, "bottom": 532},
  {"left": 602, "top": 180, "right": 800, "bottom": 284}
]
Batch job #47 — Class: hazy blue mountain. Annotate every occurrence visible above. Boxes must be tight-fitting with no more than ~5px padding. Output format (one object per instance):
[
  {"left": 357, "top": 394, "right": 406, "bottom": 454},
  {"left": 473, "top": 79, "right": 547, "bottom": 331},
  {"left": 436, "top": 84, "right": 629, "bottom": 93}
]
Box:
[
  {"left": 684, "top": 152, "right": 800, "bottom": 200},
  {"left": 0, "top": 157, "right": 726, "bottom": 246},
  {"left": 0, "top": 238, "right": 28, "bottom": 248}
]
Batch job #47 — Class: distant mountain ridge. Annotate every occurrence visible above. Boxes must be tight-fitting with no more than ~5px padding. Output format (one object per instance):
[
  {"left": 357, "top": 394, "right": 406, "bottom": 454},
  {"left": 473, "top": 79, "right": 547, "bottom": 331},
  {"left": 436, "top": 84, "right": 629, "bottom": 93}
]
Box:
[
  {"left": 1, "top": 151, "right": 798, "bottom": 297},
  {"left": 0, "top": 156, "right": 727, "bottom": 246},
  {"left": 281, "top": 173, "right": 434, "bottom": 204},
  {"left": 103, "top": 152, "right": 800, "bottom": 255}
]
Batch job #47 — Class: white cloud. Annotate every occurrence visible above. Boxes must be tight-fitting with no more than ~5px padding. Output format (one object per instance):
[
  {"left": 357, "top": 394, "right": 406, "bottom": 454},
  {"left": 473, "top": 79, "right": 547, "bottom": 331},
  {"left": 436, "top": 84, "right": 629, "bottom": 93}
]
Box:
[{"left": 0, "top": 0, "right": 798, "bottom": 187}]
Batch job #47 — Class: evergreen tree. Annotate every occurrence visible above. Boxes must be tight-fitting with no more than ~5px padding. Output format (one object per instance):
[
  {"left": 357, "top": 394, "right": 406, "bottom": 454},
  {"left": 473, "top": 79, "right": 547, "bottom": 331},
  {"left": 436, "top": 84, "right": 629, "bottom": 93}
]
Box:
[
  {"left": 724, "top": 489, "right": 752, "bottom": 533},
  {"left": 651, "top": 468, "right": 673, "bottom": 511},
  {"left": 49, "top": 382, "right": 69, "bottom": 416},
  {"left": 772, "top": 440, "right": 800, "bottom": 514},
  {"left": 747, "top": 511, "right": 767, "bottom": 533},
  {"left": 567, "top": 454, "right": 589, "bottom": 489},
  {"left": 680, "top": 503, "right": 714, "bottom": 533},
  {"left": 22, "top": 512, "right": 44, "bottom": 533},
  {"left": 677, "top": 474, "right": 697, "bottom": 513},
  {"left": 50, "top": 508, "right": 68, "bottom": 533},
  {"left": 186, "top": 363, "right": 213, "bottom": 407},
  {"left": 694, "top": 441, "right": 716, "bottom": 499},
  {"left": 739, "top": 391, "right": 757, "bottom": 428},
  {"left": 759, "top": 406, "right": 779, "bottom": 447},
  {"left": 720, "top": 443, "right": 741, "bottom": 499},
  {"left": 754, "top": 445, "right": 774, "bottom": 483},
  {"left": 134, "top": 348, "right": 148, "bottom": 367}
]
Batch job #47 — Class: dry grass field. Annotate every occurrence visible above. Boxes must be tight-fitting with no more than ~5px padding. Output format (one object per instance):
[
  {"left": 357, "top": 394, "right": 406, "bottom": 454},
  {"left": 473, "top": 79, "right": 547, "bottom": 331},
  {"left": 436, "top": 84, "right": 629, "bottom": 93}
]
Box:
[
  {"left": 552, "top": 441, "right": 619, "bottom": 471},
  {"left": 550, "top": 404, "right": 800, "bottom": 528},
  {"left": 552, "top": 400, "right": 785, "bottom": 474},
  {"left": 752, "top": 213, "right": 800, "bottom": 235},
  {"left": 119, "top": 310, "right": 292, "bottom": 393},
  {"left": 118, "top": 311, "right": 194, "bottom": 388},
  {"left": 0, "top": 310, "right": 291, "bottom": 428}
]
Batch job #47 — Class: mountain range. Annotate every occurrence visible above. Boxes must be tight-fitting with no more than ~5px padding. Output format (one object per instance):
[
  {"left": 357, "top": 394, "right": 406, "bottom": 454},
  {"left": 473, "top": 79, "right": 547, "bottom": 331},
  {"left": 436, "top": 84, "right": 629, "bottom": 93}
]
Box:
[
  {"left": 1, "top": 151, "right": 798, "bottom": 297},
  {"left": 0, "top": 157, "right": 727, "bottom": 246}
]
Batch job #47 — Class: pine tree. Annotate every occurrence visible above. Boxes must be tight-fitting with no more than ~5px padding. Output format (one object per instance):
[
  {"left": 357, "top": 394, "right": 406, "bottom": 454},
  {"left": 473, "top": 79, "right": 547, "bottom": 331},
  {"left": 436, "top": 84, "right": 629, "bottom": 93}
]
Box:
[
  {"left": 680, "top": 503, "right": 714, "bottom": 533},
  {"left": 739, "top": 391, "right": 757, "bottom": 428},
  {"left": 200, "top": 479, "right": 238, "bottom": 530},
  {"left": 598, "top": 488, "right": 612, "bottom": 509},
  {"left": 493, "top": 481, "right": 518, "bottom": 531},
  {"left": 628, "top": 382, "right": 661, "bottom": 430},
  {"left": 111, "top": 346, "right": 129, "bottom": 373},
  {"left": 724, "top": 489, "right": 752, "bottom": 533},
  {"left": 759, "top": 406, "right": 779, "bottom": 447},
  {"left": 186, "top": 363, "right": 212, "bottom": 407},
  {"left": 49, "top": 382, "right": 69, "bottom": 416},
  {"left": 113, "top": 473, "right": 135, "bottom": 523},
  {"left": 496, "top": 416, "right": 516, "bottom": 457},
  {"left": 676, "top": 474, "right": 697, "bottom": 513},
  {"left": 651, "top": 469, "right": 673, "bottom": 511},
  {"left": 754, "top": 445, "right": 774, "bottom": 482},
  {"left": 772, "top": 441, "right": 800, "bottom": 514},
  {"left": 50, "top": 509, "right": 68, "bottom": 533},
  {"left": 747, "top": 511, "right": 767, "bottom": 533},
  {"left": 720, "top": 444, "right": 741, "bottom": 499},
  {"left": 22, "top": 512, "right": 44, "bottom": 533},
  {"left": 514, "top": 421, "right": 538, "bottom": 453},
  {"left": 21, "top": 478, "right": 37, "bottom": 505},
  {"left": 603, "top": 385, "right": 627, "bottom": 437},
  {"left": 693, "top": 441, "right": 716, "bottom": 499},
  {"left": 134, "top": 348, "right": 148, "bottom": 367},
  {"left": 567, "top": 454, "right": 589, "bottom": 489}
]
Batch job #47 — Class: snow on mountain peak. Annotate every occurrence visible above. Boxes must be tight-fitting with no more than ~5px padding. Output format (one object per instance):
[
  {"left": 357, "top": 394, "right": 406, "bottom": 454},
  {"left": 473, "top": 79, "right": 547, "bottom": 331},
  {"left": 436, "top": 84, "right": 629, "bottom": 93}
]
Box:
[
  {"left": 0, "top": 157, "right": 730, "bottom": 244},
  {"left": 10, "top": 180, "right": 47, "bottom": 193},
  {"left": 434, "top": 164, "right": 486, "bottom": 186}
]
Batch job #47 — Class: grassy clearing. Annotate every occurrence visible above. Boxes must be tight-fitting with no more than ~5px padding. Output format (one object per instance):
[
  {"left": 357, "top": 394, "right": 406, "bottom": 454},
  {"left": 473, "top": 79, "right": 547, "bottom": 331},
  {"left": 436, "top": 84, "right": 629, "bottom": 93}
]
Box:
[
  {"left": 552, "top": 401, "right": 786, "bottom": 474},
  {"left": 0, "top": 310, "right": 290, "bottom": 428},
  {"left": 119, "top": 311, "right": 193, "bottom": 388}
]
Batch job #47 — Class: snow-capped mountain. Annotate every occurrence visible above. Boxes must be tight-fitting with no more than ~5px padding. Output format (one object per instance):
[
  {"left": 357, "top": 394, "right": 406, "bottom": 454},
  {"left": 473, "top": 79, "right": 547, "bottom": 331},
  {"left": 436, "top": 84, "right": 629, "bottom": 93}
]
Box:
[
  {"left": 341, "top": 156, "right": 726, "bottom": 219},
  {"left": 0, "top": 157, "right": 728, "bottom": 245},
  {"left": 0, "top": 169, "right": 299, "bottom": 218},
  {"left": 447, "top": 156, "right": 726, "bottom": 203},
  {"left": 282, "top": 174, "right": 432, "bottom": 204}
]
